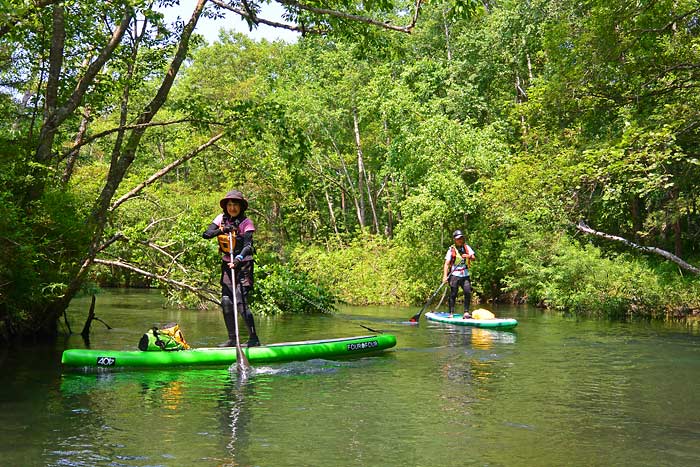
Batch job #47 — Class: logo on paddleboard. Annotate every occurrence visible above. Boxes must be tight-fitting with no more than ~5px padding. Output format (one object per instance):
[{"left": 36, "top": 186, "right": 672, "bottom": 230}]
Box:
[
  {"left": 96, "top": 356, "right": 116, "bottom": 366},
  {"left": 347, "top": 340, "right": 378, "bottom": 351}
]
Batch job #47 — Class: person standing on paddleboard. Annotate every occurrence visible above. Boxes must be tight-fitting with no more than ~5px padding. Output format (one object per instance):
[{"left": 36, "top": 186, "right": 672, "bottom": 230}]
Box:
[
  {"left": 202, "top": 190, "right": 260, "bottom": 347},
  {"left": 442, "top": 230, "right": 476, "bottom": 319}
]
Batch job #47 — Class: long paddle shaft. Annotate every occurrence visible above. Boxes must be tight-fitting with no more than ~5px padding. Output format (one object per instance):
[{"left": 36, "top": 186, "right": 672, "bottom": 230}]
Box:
[
  {"left": 409, "top": 282, "right": 446, "bottom": 322},
  {"left": 229, "top": 233, "right": 250, "bottom": 372}
]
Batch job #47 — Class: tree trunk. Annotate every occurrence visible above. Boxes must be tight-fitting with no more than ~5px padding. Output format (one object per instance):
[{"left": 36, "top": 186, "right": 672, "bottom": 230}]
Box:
[
  {"left": 43, "top": 1, "right": 207, "bottom": 328},
  {"left": 61, "top": 106, "right": 90, "bottom": 185},
  {"left": 31, "top": 8, "right": 132, "bottom": 202},
  {"left": 324, "top": 187, "right": 341, "bottom": 237},
  {"left": 352, "top": 107, "right": 367, "bottom": 229},
  {"left": 442, "top": 8, "right": 451, "bottom": 61},
  {"left": 37, "top": 3, "right": 65, "bottom": 164},
  {"left": 385, "top": 177, "right": 394, "bottom": 238}
]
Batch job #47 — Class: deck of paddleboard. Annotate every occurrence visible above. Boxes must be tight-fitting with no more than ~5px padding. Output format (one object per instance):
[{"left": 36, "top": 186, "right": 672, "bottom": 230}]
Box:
[
  {"left": 62, "top": 334, "right": 397, "bottom": 369},
  {"left": 425, "top": 312, "right": 518, "bottom": 329}
]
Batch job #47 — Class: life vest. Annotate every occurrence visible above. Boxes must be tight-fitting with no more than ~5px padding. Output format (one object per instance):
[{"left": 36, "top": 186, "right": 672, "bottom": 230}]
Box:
[
  {"left": 138, "top": 323, "right": 191, "bottom": 351},
  {"left": 216, "top": 217, "right": 242, "bottom": 255},
  {"left": 217, "top": 232, "right": 236, "bottom": 253},
  {"left": 449, "top": 245, "right": 472, "bottom": 270}
]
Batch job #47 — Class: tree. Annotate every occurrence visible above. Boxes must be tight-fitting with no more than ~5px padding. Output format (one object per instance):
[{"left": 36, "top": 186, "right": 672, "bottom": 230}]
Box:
[{"left": 0, "top": 0, "right": 436, "bottom": 341}]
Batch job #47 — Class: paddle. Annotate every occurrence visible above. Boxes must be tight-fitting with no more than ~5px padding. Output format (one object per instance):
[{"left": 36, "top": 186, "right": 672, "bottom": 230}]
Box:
[
  {"left": 229, "top": 233, "right": 250, "bottom": 374},
  {"left": 409, "top": 282, "right": 446, "bottom": 323}
]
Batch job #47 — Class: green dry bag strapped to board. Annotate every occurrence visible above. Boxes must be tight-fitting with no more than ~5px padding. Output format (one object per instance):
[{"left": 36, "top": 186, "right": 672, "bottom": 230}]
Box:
[{"left": 138, "top": 323, "right": 191, "bottom": 351}]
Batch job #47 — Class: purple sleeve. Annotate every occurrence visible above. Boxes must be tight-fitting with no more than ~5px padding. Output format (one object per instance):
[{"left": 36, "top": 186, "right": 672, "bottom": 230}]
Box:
[{"left": 238, "top": 218, "right": 255, "bottom": 233}]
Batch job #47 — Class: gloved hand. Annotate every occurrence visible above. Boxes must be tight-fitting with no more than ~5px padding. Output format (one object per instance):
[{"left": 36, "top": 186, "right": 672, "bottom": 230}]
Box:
[
  {"left": 221, "top": 224, "right": 235, "bottom": 234},
  {"left": 230, "top": 255, "right": 244, "bottom": 268}
]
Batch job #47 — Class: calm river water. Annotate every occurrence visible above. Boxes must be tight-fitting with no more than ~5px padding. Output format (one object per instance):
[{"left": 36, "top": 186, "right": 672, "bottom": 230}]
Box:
[{"left": 1, "top": 289, "right": 699, "bottom": 466}]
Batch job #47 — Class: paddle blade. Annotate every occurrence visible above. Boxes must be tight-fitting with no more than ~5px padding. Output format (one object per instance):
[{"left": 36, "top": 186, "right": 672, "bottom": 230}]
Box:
[
  {"left": 235, "top": 347, "right": 250, "bottom": 373},
  {"left": 409, "top": 282, "right": 445, "bottom": 323}
]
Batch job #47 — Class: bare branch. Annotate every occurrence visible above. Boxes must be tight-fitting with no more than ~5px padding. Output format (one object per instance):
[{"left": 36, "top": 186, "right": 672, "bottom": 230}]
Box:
[
  {"left": 576, "top": 220, "right": 700, "bottom": 275},
  {"left": 211, "top": 0, "right": 422, "bottom": 34},
  {"left": 108, "top": 232, "right": 189, "bottom": 274},
  {"left": 209, "top": 0, "right": 323, "bottom": 34},
  {"left": 144, "top": 216, "right": 179, "bottom": 232},
  {"left": 93, "top": 258, "right": 220, "bottom": 305},
  {"left": 110, "top": 132, "right": 224, "bottom": 211},
  {"left": 276, "top": 0, "right": 422, "bottom": 33},
  {"left": 96, "top": 232, "right": 125, "bottom": 254},
  {"left": 59, "top": 118, "right": 202, "bottom": 162}
]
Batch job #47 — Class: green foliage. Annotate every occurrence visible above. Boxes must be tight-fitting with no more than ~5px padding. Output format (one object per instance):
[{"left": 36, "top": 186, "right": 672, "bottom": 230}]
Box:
[
  {"left": 2, "top": 0, "right": 700, "bottom": 344},
  {"left": 499, "top": 229, "right": 671, "bottom": 318},
  {"left": 251, "top": 261, "right": 339, "bottom": 315},
  {"left": 290, "top": 234, "right": 442, "bottom": 306}
]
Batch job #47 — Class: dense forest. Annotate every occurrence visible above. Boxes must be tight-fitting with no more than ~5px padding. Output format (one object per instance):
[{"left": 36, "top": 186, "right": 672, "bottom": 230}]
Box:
[{"left": 1, "top": 0, "right": 699, "bottom": 343}]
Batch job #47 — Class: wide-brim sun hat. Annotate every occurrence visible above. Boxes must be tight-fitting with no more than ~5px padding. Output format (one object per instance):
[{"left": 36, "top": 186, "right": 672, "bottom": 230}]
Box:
[{"left": 219, "top": 190, "right": 248, "bottom": 212}]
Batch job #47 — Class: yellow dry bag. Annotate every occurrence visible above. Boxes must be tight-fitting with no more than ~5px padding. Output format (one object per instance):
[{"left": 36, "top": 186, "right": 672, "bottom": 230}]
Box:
[{"left": 471, "top": 308, "right": 495, "bottom": 320}]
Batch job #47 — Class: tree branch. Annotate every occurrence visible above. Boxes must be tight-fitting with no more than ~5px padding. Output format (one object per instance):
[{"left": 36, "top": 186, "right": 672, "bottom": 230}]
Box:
[
  {"left": 110, "top": 131, "right": 224, "bottom": 211},
  {"left": 109, "top": 232, "right": 189, "bottom": 274},
  {"left": 576, "top": 220, "right": 700, "bottom": 275},
  {"left": 209, "top": 0, "right": 323, "bottom": 34},
  {"left": 631, "top": 7, "right": 700, "bottom": 34},
  {"left": 211, "top": 0, "right": 422, "bottom": 34},
  {"left": 276, "top": 0, "right": 422, "bottom": 33},
  {"left": 58, "top": 118, "right": 205, "bottom": 163},
  {"left": 93, "top": 258, "right": 220, "bottom": 305}
]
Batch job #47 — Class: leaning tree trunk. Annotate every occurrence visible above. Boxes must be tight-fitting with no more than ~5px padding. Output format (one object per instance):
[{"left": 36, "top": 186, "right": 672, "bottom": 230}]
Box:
[
  {"left": 576, "top": 220, "right": 700, "bottom": 275},
  {"left": 32, "top": 8, "right": 132, "bottom": 201},
  {"left": 42, "top": 1, "right": 207, "bottom": 330}
]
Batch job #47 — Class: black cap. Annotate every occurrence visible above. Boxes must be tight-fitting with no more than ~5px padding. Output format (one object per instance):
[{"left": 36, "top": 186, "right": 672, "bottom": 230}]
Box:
[{"left": 452, "top": 230, "right": 464, "bottom": 239}]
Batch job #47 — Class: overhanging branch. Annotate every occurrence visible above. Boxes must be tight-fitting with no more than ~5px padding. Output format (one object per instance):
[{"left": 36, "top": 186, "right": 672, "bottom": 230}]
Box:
[
  {"left": 94, "top": 258, "right": 221, "bottom": 305},
  {"left": 210, "top": 0, "right": 422, "bottom": 34},
  {"left": 277, "top": 0, "right": 422, "bottom": 33},
  {"left": 209, "top": 0, "right": 324, "bottom": 34},
  {"left": 576, "top": 220, "right": 700, "bottom": 275},
  {"left": 110, "top": 132, "right": 224, "bottom": 212}
]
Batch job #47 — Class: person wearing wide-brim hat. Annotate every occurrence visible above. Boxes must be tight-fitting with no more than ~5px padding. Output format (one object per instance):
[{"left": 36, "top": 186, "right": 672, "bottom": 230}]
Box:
[
  {"left": 202, "top": 189, "right": 260, "bottom": 347},
  {"left": 442, "top": 229, "right": 476, "bottom": 319}
]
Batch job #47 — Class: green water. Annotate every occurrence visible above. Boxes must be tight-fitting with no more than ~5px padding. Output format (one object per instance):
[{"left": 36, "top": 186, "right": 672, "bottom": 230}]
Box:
[{"left": 1, "top": 289, "right": 699, "bottom": 466}]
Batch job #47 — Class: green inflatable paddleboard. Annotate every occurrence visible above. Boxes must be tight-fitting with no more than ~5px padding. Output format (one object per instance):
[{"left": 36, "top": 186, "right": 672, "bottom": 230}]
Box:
[{"left": 62, "top": 334, "right": 397, "bottom": 369}]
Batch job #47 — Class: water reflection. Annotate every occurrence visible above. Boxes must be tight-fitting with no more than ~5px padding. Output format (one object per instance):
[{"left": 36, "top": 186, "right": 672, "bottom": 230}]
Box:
[
  {"left": 221, "top": 369, "right": 252, "bottom": 467},
  {"left": 11, "top": 293, "right": 700, "bottom": 466}
]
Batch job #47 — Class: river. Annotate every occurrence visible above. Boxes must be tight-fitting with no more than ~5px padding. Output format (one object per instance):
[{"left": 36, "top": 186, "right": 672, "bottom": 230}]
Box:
[{"left": 1, "top": 289, "right": 699, "bottom": 466}]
